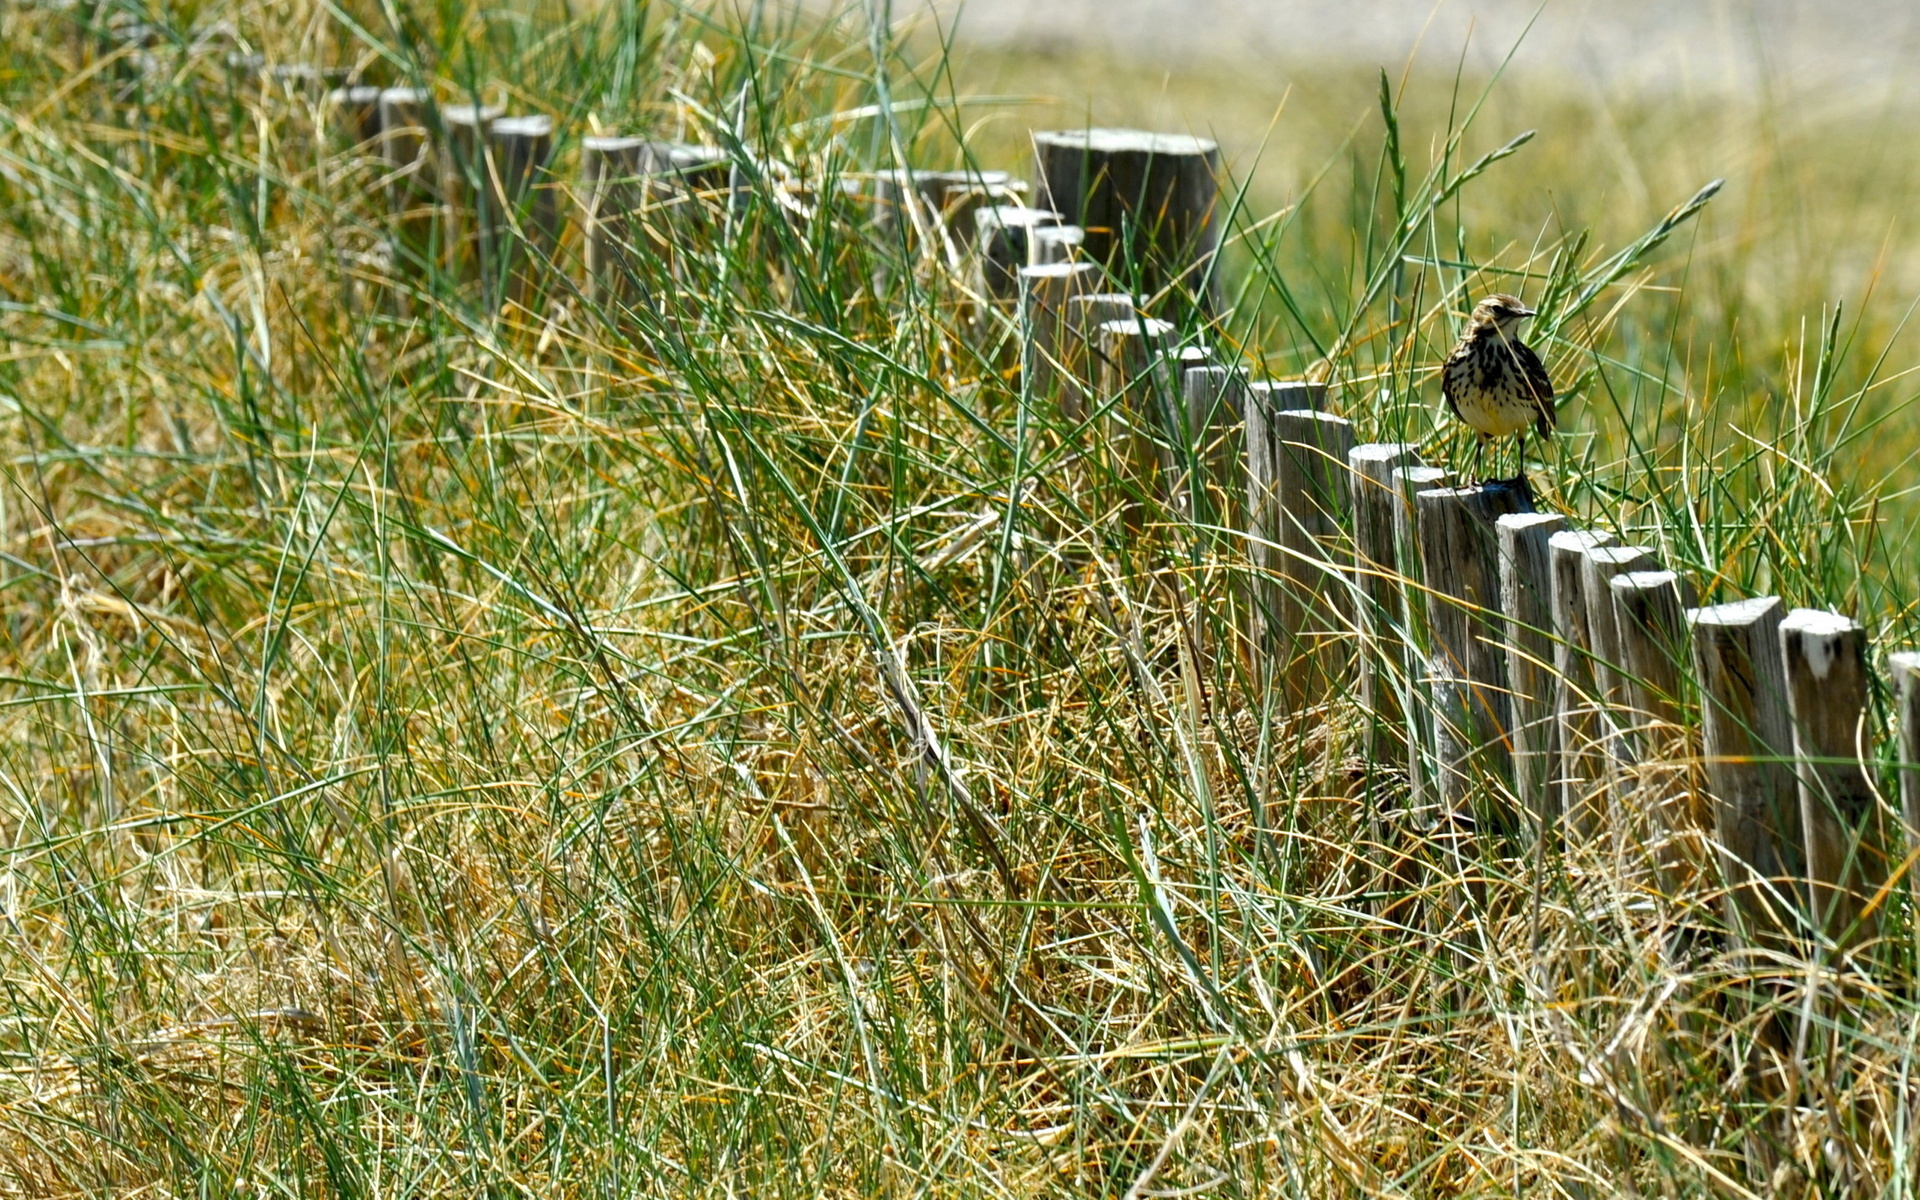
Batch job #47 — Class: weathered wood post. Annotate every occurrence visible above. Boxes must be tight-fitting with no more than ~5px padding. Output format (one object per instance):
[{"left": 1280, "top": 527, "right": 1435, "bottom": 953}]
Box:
[
  {"left": 1093, "top": 316, "right": 1178, "bottom": 532},
  {"left": 975, "top": 205, "right": 1062, "bottom": 304},
  {"left": 1611, "top": 569, "right": 1702, "bottom": 893},
  {"left": 1031, "top": 224, "right": 1085, "bottom": 265},
  {"left": 1547, "top": 530, "right": 1614, "bottom": 835},
  {"left": 1266, "top": 408, "right": 1355, "bottom": 709},
  {"left": 1018, "top": 262, "right": 1100, "bottom": 404},
  {"left": 1415, "top": 483, "right": 1534, "bottom": 820},
  {"left": 1179, "top": 366, "right": 1248, "bottom": 533},
  {"left": 1032, "top": 129, "right": 1221, "bottom": 311},
  {"left": 484, "top": 114, "right": 558, "bottom": 311},
  {"left": 378, "top": 87, "right": 437, "bottom": 277},
  {"left": 1580, "top": 544, "right": 1658, "bottom": 810},
  {"left": 1352, "top": 445, "right": 1425, "bottom": 757},
  {"left": 441, "top": 102, "right": 504, "bottom": 283},
  {"left": 1889, "top": 648, "right": 1920, "bottom": 913},
  {"left": 1058, "top": 293, "right": 1136, "bottom": 422},
  {"left": 1243, "top": 383, "right": 1327, "bottom": 670},
  {"left": 325, "top": 84, "right": 383, "bottom": 147},
  {"left": 1893, "top": 653, "right": 1920, "bottom": 912},
  {"left": 1689, "top": 597, "right": 1802, "bottom": 940},
  {"left": 1779, "top": 609, "right": 1885, "bottom": 950},
  {"left": 1497, "top": 512, "right": 1566, "bottom": 834},
  {"left": 1391, "top": 465, "right": 1450, "bottom": 814},
  {"left": 875, "top": 167, "right": 1015, "bottom": 260},
  {"left": 581, "top": 136, "right": 651, "bottom": 310}
]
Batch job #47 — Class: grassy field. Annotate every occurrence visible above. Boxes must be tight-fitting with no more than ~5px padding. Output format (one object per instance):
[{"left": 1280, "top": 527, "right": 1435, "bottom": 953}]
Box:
[{"left": 1, "top": 0, "right": 1918, "bottom": 1194}]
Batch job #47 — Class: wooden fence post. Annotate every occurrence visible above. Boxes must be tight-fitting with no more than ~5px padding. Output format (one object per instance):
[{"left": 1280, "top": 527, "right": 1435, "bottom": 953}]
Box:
[
  {"left": 1779, "top": 609, "right": 1885, "bottom": 950},
  {"left": 1352, "top": 445, "right": 1425, "bottom": 758},
  {"left": 1580, "top": 544, "right": 1658, "bottom": 816},
  {"left": 1893, "top": 653, "right": 1920, "bottom": 913},
  {"left": 1547, "top": 530, "right": 1614, "bottom": 836},
  {"left": 1032, "top": 128, "right": 1221, "bottom": 311},
  {"left": 1093, "top": 316, "right": 1178, "bottom": 533},
  {"left": 581, "top": 136, "right": 650, "bottom": 309},
  {"left": 1689, "top": 596, "right": 1802, "bottom": 941},
  {"left": 1415, "top": 483, "right": 1534, "bottom": 819},
  {"left": 975, "top": 205, "right": 1062, "bottom": 305},
  {"left": 1058, "top": 293, "right": 1135, "bottom": 422},
  {"left": 1031, "top": 224, "right": 1085, "bottom": 265},
  {"left": 378, "top": 87, "right": 437, "bottom": 277},
  {"left": 1267, "top": 410, "right": 1355, "bottom": 708},
  {"left": 1179, "top": 365, "right": 1247, "bottom": 534},
  {"left": 1391, "top": 465, "right": 1450, "bottom": 815},
  {"left": 1611, "top": 568, "right": 1701, "bottom": 894},
  {"left": 441, "top": 102, "right": 504, "bottom": 282},
  {"left": 1497, "top": 512, "right": 1566, "bottom": 834},
  {"left": 483, "top": 115, "right": 557, "bottom": 311},
  {"left": 325, "top": 84, "right": 383, "bottom": 147},
  {"left": 1018, "top": 262, "right": 1100, "bottom": 405}
]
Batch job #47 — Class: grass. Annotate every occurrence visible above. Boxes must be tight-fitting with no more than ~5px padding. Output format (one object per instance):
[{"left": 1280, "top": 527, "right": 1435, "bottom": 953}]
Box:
[{"left": 1, "top": 0, "right": 1919, "bottom": 1194}]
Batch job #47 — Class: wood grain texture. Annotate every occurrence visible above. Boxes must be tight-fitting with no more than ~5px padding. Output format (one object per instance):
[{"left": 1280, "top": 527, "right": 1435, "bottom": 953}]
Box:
[
  {"left": 1893, "top": 652, "right": 1920, "bottom": 913},
  {"left": 1352, "top": 444, "right": 1425, "bottom": 751},
  {"left": 1017, "top": 262, "right": 1100, "bottom": 405},
  {"left": 1033, "top": 128, "right": 1221, "bottom": 310},
  {"left": 1497, "top": 512, "right": 1566, "bottom": 832},
  {"left": 1390, "top": 466, "right": 1449, "bottom": 814},
  {"left": 1779, "top": 608, "right": 1884, "bottom": 948},
  {"left": 1414, "top": 482, "right": 1534, "bottom": 814},
  {"left": 1260, "top": 408, "right": 1354, "bottom": 707},
  {"left": 1546, "top": 530, "right": 1613, "bottom": 835},
  {"left": 1689, "top": 596, "right": 1802, "bottom": 941}
]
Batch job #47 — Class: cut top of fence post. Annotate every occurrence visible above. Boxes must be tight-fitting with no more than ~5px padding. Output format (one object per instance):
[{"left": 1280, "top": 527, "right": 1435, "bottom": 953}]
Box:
[
  {"left": 1778, "top": 607, "right": 1881, "bottom": 946},
  {"left": 1498, "top": 512, "right": 1569, "bottom": 830},
  {"left": 1031, "top": 224, "right": 1085, "bottom": 265},
  {"left": 1032, "top": 128, "right": 1221, "bottom": 309},
  {"left": 1608, "top": 568, "right": 1695, "bottom": 728},
  {"left": 1688, "top": 595, "right": 1802, "bottom": 938},
  {"left": 1414, "top": 483, "right": 1534, "bottom": 685},
  {"left": 1352, "top": 444, "right": 1425, "bottom": 608},
  {"left": 975, "top": 205, "right": 1064, "bottom": 303},
  {"left": 1579, "top": 544, "right": 1658, "bottom": 713},
  {"left": 1892, "top": 652, "right": 1920, "bottom": 908},
  {"left": 325, "top": 85, "right": 383, "bottom": 146}
]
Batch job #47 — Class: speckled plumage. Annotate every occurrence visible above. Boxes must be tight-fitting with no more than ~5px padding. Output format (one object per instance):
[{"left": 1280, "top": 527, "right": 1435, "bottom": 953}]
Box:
[{"left": 1442, "top": 294, "right": 1556, "bottom": 442}]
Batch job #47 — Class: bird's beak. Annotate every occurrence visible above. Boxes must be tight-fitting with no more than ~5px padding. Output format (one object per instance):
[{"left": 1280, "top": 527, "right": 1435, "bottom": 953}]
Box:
[{"left": 1514, "top": 305, "right": 1536, "bottom": 318}]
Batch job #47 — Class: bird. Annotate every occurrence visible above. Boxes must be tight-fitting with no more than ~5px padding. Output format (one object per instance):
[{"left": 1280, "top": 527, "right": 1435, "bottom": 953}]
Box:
[{"left": 1441, "top": 293, "right": 1556, "bottom": 484}]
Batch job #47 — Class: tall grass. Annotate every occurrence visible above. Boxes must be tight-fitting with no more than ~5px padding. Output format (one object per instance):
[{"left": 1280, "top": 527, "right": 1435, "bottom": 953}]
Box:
[{"left": 0, "top": 0, "right": 1916, "bottom": 1194}]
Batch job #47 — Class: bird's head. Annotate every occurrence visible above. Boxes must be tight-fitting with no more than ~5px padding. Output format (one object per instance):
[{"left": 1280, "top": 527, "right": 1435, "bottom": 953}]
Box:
[{"left": 1470, "top": 293, "right": 1535, "bottom": 333}]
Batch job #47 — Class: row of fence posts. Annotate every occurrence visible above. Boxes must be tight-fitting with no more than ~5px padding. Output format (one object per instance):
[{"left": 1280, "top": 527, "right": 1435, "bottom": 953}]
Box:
[{"left": 183, "top": 50, "right": 1920, "bottom": 963}]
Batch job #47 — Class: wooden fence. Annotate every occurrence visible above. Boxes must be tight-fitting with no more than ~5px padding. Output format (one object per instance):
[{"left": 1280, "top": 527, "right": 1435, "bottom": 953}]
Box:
[{"left": 196, "top": 57, "right": 1920, "bottom": 963}]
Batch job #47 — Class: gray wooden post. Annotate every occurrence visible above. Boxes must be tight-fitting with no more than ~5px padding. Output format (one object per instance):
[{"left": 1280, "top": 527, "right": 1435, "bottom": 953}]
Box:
[
  {"left": 378, "top": 88, "right": 437, "bottom": 276},
  {"left": 1352, "top": 445, "right": 1425, "bottom": 756},
  {"left": 1243, "top": 383, "right": 1331, "bottom": 665},
  {"left": 484, "top": 114, "right": 556, "bottom": 311},
  {"left": 1032, "top": 129, "right": 1221, "bottom": 310},
  {"left": 1391, "top": 465, "right": 1450, "bottom": 814},
  {"left": 1779, "top": 609, "right": 1884, "bottom": 949},
  {"left": 1497, "top": 512, "right": 1566, "bottom": 833},
  {"left": 1058, "top": 293, "right": 1135, "bottom": 423},
  {"left": 1610, "top": 568, "right": 1700, "bottom": 895},
  {"left": 1093, "top": 316, "right": 1178, "bottom": 533},
  {"left": 1018, "top": 263, "right": 1100, "bottom": 406},
  {"left": 581, "top": 136, "right": 651, "bottom": 309},
  {"left": 975, "top": 205, "right": 1062, "bottom": 304},
  {"left": 1892, "top": 653, "right": 1920, "bottom": 913},
  {"left": 1689, "top": 596, "right": 1802, "bottom": 941},
  {"left": 325, "top": 84, "right": 382, "bottom": 147},
  {"left": 1415, "top": 483, "right": 1534, "bottom": 815},
  {"left": 441, "top": 103, "right": 504, "bottom": 282},
  {"left": 1031, "top": 224, "right": 1085, "bottom": 265},
  {"left": 1547, "top": 530, "right": 1614, "bottom": 834},
  {"left": 1268, "top": 410, "right": 1355, "bottom": 708},
  {"left": 1180, "top": 366, "right": 1248, "bottom": 533},
  {"left": 1580, "top": 544, "right": 1657, "bottom": 808},
  {"left": 1610, "top": 569, "right": 1696, "bottom": 731}
]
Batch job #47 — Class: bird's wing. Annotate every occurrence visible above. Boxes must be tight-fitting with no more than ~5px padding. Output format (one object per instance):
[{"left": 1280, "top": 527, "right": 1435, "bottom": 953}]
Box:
[
  {"left": 1439, "top": 345, "right": 1467, "bottom": 420},
  {"left": 1513, "top": 340, "right": 1556, "bottom": 434}
]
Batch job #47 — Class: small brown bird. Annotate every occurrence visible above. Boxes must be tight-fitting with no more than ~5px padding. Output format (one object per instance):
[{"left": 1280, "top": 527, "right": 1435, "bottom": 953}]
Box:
[{"left": 1442, "top": 293, "right": 1556, "bottom": 481}]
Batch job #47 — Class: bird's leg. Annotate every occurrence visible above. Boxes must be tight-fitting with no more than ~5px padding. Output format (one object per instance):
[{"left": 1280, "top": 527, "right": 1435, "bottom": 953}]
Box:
[
  {"left": 1513, "top": 432, "right": 1528, "bottom": 484},
  {"left": 1473, "top": 435, "right": 1490, "bottom": 484}
]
